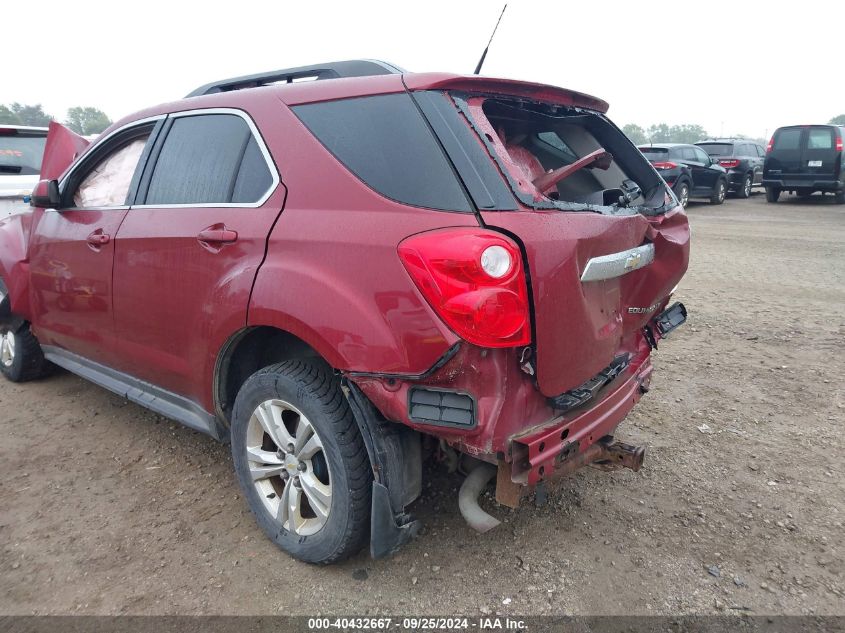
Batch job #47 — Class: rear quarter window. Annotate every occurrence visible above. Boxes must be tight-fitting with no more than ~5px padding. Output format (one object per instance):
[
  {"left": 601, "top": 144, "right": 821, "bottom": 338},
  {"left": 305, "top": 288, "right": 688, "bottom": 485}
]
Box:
[{"left": 292, "top": 93, "right": 471, "bottom": 212}]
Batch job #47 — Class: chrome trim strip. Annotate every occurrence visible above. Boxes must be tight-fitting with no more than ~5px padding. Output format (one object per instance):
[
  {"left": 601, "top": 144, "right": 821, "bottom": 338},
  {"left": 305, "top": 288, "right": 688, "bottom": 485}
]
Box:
[{"left": 580, "top": 243, "right": 655, "bottom": 282}]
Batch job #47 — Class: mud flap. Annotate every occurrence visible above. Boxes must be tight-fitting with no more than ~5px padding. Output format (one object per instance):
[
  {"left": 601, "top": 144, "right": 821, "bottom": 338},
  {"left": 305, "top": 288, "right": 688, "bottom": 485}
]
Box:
[
  {"left": 370, "top": 482, "right": 422, "bottom": 559},
  {"left": 341, "top": 378, "right": 423, "bottom": 559}
]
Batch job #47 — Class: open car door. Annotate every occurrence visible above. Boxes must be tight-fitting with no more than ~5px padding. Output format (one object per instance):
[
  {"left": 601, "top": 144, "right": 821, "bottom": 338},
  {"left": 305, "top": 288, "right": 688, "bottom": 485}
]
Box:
[{"left": 39, "top": 121, "right": 90, "bottom": 181}]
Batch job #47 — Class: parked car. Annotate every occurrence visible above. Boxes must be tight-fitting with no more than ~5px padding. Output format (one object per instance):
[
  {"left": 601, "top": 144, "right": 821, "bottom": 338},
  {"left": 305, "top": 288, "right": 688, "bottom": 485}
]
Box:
[
  {"left": 0, "top": 125, "right": 48, "bottom": 219},
  {"left": 763, "top": 125, "right": 845, "bottom": 203},
  {"left": 0, "top": 60, "right": 690, "bottom": 564},
  {"left": 638, "top": 143, "right": 728, "bottom": 207},
  {"left": 696, "top": 138, "right": 765, "bottom": 198}
]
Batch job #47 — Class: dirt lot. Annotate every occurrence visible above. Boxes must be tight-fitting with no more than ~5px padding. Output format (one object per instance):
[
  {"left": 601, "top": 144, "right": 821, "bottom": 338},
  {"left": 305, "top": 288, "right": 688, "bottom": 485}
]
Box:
[{"left": 1, "top": 193, "right": 843, "bottom": 616}]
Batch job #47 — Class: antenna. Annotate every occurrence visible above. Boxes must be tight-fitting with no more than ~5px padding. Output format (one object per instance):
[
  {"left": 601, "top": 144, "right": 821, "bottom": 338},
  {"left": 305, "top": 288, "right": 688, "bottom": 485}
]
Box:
[{"left": 473, "top": 4, "right": 507, "bottom": 75}]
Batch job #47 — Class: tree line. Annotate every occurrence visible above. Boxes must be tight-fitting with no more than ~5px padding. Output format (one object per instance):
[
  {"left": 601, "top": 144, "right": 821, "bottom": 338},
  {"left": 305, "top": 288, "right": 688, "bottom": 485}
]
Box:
[
  {"left": 624, "top": 115, "right": 845, "bottom": 146},
  {"left": 0, "top": 103, "right": 112, "bottom": 136},
  {"left": 621, "top": 123, "right": 766, "bottom": 146}
]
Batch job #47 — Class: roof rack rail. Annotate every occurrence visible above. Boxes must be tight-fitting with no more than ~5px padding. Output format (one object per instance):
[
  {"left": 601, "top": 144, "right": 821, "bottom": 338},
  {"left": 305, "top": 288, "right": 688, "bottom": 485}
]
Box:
[{"left": 185, "top": 59, "right": 405, "bottom": 98}]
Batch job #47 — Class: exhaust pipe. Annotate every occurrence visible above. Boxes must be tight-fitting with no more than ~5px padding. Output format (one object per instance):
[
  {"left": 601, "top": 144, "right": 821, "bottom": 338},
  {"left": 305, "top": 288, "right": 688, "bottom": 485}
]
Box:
[{"left": 458, "top": 463, "right": 500, "bottom": 533}]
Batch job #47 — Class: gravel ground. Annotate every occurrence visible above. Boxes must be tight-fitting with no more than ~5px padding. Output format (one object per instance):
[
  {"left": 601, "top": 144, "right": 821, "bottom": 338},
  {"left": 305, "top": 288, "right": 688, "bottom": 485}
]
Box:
[{"left": 1, "top": 192, "right": 843, "bottom": 616}]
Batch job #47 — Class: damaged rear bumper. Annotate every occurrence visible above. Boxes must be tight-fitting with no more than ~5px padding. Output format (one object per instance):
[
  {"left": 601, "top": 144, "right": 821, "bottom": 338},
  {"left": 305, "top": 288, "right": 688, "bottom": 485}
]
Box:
[{"left": 507, "top": 354, "right": 653, "bottom": 487}]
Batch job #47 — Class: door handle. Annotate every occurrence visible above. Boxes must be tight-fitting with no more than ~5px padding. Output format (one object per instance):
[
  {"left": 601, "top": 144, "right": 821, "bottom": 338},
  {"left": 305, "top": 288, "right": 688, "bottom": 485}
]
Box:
[
  {"left": 87, "top": 230, "right": 111, "bottom": 246},
  {"left": 197, "top": 227, "right": 238, "bottom": 244}
]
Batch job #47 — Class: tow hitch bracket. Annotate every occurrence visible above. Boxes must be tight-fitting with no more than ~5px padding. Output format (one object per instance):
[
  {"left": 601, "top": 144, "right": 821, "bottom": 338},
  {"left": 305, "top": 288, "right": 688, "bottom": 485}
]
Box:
[{"left": 555, "top": 436, "right": 646, "bottom": 478}]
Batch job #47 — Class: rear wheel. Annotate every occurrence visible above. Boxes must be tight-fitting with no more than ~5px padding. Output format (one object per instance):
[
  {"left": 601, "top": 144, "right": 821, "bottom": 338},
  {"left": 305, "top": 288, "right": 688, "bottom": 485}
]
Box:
[
  {"left": 765, "top": 187, "right": 781, "bottom": 203},
  {"left": 231, "top": 360, "right": 372, "bottom": 564},
  {"left": 0, "top": 323, "right": 48, "bottom": 383},
  {"left": 674, "top": 182, "right": 690, "bottom": 208},
  {"left": 836, "top": 190, "right": 845, "bottom": 204},
  {"left": 710, "top": 179, "right": 727, "bottom": 205},
  {"left": 737, "top": 174, "right": 753, "bottom": 199}
]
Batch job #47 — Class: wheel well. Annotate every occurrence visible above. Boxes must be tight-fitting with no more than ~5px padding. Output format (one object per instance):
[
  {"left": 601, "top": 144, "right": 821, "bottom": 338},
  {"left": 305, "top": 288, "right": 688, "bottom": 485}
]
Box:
[{"left": 214, "top": 326, "right": 325, "bottom": 424}]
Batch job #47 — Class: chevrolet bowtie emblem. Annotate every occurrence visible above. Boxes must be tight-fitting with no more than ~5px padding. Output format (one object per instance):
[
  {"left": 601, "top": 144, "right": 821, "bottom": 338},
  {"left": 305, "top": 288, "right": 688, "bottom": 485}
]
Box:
[{"left": 624, "top": 252, "right": 642, "bottom": 270}]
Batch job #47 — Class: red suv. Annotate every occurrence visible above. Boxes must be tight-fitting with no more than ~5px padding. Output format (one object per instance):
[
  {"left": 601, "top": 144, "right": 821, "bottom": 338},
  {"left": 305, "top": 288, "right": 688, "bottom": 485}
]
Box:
[{"left": 0, "top": 60, "right": 689, "bottom": 563}]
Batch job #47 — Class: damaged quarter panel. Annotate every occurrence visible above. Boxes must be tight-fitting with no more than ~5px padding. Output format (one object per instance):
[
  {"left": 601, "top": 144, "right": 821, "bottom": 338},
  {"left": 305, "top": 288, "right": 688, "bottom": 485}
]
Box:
[
  {"left": 0, "top": 211, "right": 34, "bottom": 320},
  {"left": 248, "top": 93, "right": 478, "bottom": 374}
]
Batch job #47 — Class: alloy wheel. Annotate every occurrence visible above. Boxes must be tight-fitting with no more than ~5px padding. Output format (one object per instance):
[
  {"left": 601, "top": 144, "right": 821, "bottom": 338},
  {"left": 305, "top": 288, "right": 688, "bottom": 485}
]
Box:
[
  {"left": 679, "top": 185, "right": 689, "bottom": 207},
  {"left": 0, "top": 331, "right": 15, "bottom": 368},
  {"left": 245, "top": 398, "right": 332, "bottom": 536},
  {"left": 719, "top": 182, "right": 726, "bottom": 202},
  {"left": 744, "top": 176, "right": 752, "bottom": 197}
]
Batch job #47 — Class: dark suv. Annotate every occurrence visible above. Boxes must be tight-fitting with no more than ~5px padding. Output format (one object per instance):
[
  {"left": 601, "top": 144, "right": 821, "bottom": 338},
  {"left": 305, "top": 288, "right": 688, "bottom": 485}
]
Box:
[
  {"left": 763, "top": 125, "right": 845, "bottom": 203},
  {"left": 638, "top": 143, "right": 728, "bottom": 206},
  {"left": 0, "top": 60, "right": 689, "bottom": 564},
  {"left": 696, "top": 139, "right": 765, "bottom": 198}
]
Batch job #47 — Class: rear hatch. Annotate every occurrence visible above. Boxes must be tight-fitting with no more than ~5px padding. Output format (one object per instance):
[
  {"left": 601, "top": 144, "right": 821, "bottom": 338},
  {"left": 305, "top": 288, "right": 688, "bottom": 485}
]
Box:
[
  {"left": 406, "top": 79, "right": 690, "bottom": 397},
  {"left": 765, "top": 125, "right": 843, "bottom": 185}
]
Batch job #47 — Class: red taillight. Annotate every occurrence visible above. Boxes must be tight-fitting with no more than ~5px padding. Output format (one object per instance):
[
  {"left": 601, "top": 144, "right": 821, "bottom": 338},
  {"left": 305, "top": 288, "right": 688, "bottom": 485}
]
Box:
[
  {"left": 719, "top": 159, "right": 740, "bottom": 168},
  {"left": 836, "top": 133, "right": 843, "bottom": 152},
  {"left": 398, "top": 228, "right": 531, "bottom": 348},
  {"left": 766, "top": 137, "right": 774, "bottom": 153},
  {"left": 652, "top": 161, "right": 677, "bottom": 170}
]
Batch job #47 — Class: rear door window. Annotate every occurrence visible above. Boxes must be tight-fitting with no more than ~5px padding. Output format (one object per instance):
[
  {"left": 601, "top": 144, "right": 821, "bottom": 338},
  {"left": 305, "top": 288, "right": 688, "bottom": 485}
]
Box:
[
  {"left": 681, "top": 147, "right": 698, "bottom": 162},
  {"left": 143, "top": 113, "right": 274, "bottom": 206},
  {"left": 807, "top": 128, "right": 833, "bottom": 149},
  {"left": 293, "top": 93, "right": 471, "bottom": 212},
  {"left": 693, "top": 147, "right": 711, "bottom": 163},
  {"left": 773, "top": 128, "right": 802, "bottom": 151}
]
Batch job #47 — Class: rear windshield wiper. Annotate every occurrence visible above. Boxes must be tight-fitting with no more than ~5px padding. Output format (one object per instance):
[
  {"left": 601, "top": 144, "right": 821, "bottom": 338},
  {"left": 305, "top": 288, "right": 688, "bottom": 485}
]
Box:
[{"left": 0, "top": 165, "right": 23, "bottom": 174}]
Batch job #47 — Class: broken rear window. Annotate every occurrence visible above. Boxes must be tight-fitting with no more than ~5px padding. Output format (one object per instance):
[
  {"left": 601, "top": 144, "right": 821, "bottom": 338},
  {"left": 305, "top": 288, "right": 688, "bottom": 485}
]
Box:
[{"left": 449, "top": 93, "right": 669, "bottom": 215}]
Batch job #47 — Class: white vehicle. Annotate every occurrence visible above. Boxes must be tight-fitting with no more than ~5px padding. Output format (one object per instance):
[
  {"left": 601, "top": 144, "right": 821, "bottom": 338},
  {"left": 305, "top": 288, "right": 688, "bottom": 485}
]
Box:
[{"left": 0, "top": 125, "right": 48, "bottom": 219}]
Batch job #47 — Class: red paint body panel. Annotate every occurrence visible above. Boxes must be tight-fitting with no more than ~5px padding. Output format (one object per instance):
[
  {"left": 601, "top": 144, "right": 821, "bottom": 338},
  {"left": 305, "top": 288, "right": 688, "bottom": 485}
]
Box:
[
  {"left": 483, "top": 207, "right": 689, "bottom": 396},
  {"left": 110, "top": 98, "right": 290, "bottom": 412},
  {"left": 402, "top": 73, "right": 609, "bottom": 113},
  {"left": 39, "top": 122, "right": 89, "bottom": 181},
  {"left": 28, "top": 208, "right": 128, "bottom": 365},
  {"left": 249, "top": 101, "right": 473, "bottom": 374},
  {"left": 0, "top": 211, "right": 33, "bottom": 317}
]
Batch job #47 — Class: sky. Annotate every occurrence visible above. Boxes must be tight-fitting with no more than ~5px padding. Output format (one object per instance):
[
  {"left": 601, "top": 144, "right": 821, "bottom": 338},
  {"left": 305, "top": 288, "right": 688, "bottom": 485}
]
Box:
[{"left": 3, "top": 0, "right": 842, "bottom": 140}]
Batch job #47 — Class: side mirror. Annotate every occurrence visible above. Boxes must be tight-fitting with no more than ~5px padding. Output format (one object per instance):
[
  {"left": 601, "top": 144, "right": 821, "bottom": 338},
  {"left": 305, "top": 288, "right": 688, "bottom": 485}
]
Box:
[{"left": 30, "top": 179, "right": 61, "bottom": 208}]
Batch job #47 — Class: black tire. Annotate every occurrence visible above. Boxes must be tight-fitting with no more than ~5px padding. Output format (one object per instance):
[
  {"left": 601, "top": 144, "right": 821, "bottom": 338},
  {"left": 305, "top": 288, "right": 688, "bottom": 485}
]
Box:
[
  {"left": 834, "top": 190, "right": 844, "bottom": 204},
  {"left": 674, "top": 181, "right": 690, "bottom": 208},
  {"left": 231, "top": 360, "right": 372, "bottom": 564},
  {"left": 765, "top": 187, "right": 781, "bottom": 203},
  {"left": 710, "top": 179, "right": 727, "bottom": 205},
  {"left": 0, "top": 322, "right": 48, "bottom": 383},
  {"left": 737, "top": 174, "right": 753, "bottom": 199}
]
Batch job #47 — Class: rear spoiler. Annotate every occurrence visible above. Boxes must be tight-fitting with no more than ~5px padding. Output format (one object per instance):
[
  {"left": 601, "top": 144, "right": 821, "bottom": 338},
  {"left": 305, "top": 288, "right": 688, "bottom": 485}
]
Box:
[{"left": 403, "top": 73, "right": 609, "bottom": 113}]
